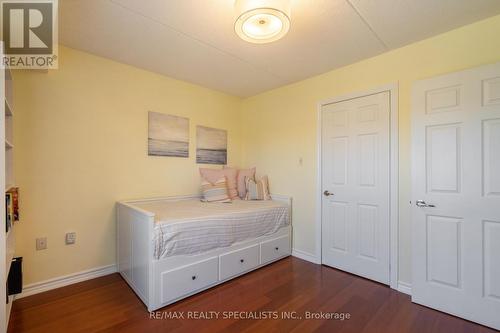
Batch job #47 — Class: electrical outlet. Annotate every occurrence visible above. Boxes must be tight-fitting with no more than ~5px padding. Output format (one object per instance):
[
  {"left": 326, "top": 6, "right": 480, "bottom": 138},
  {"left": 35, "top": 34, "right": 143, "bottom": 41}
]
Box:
[
  {"left": 65, "top": 232, "right": 76, "bottom": 245},
  {"left": 36, "top": 237, "right": 47, "bottom": 250}
]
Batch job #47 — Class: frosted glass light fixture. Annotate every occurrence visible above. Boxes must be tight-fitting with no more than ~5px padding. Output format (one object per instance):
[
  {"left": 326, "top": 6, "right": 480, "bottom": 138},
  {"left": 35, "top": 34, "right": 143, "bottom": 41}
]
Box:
[{"left": 234, "top": 0, "right": 291, "bottom": 44}]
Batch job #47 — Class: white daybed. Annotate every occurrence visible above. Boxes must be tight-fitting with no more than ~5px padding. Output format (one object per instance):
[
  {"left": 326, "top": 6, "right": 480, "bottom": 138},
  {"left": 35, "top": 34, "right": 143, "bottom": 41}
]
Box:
[{"left": 116, "top": 194, "right": 292, "bottom": 311}]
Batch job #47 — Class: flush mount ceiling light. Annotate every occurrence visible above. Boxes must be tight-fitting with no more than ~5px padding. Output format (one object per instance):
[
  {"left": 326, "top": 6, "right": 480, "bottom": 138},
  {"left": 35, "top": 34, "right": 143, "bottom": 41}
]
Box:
[{"left": 234, "top": 0, "right": 291, "bottom": 44}]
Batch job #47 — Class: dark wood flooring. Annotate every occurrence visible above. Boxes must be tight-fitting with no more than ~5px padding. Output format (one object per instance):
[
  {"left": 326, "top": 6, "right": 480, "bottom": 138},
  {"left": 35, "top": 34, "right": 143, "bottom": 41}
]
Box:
[{"left": 8, "top": 257, "right": 498, "bottom": 333}]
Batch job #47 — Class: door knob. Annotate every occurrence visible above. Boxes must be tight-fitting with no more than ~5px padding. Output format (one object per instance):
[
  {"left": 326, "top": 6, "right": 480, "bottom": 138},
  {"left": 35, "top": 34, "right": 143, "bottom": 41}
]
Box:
[
  {"left": 416, "top": 200, "right": 435, "bottom": 208},
  {"left": 323, "top": 190, "right": 334, "bottom": 197}
]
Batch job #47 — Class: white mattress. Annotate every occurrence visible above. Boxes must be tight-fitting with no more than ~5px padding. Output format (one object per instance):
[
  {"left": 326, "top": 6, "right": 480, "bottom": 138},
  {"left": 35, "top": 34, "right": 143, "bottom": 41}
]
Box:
[{"left": 133, "top": 199, "right": 290, "bottom": 259}]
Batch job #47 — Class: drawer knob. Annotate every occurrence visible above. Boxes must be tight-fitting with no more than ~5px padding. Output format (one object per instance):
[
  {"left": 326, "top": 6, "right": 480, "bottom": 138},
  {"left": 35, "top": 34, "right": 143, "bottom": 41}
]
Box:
[
  {"left": 240, "top": 259, "right": 245, "bottom": 263},
  {"left": 192, "top": 275, "right": 196, "bottom": 280},
  {"left": 275, "top": 247, "right": 279, "bottom": 251}
]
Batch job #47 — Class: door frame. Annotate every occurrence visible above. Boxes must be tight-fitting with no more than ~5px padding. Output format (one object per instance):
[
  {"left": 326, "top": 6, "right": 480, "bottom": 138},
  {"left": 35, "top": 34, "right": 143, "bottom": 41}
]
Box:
[{"left": 316, "top": 83, "right": 399, "bottom": 289}]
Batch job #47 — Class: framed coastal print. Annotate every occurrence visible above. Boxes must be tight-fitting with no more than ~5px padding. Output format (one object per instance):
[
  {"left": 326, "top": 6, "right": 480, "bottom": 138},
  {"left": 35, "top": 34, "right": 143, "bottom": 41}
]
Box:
[
  {"left": 196, "top": 126, "right": 227, "bottom": 165},
  {"left": 148, "top": 112, "right": 189, "bottom": 157}
]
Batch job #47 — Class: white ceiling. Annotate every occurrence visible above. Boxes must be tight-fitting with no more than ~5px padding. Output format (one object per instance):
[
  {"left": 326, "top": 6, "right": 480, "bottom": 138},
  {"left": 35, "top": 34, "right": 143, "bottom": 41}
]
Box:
[{"left": 59, "top": 0, "right": 500, "bottom": 97}]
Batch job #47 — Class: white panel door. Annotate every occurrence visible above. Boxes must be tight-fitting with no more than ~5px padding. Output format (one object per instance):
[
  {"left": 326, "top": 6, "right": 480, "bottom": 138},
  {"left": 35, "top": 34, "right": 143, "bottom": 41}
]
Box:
[
  {"left": 412, "top": 62, "right": 500, "bottom": 330},
  {"left": 321, "top": 92, "right": 390, "bottom": 284}
]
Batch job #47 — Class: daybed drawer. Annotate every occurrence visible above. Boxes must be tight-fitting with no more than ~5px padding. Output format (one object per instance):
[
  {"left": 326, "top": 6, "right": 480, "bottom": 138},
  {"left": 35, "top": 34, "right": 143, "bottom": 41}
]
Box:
[
  {"left": 219, "top": 244, "right": 259, "bottom": 280},
  {"left": 160, "top": 257, "right": 218, "bottom": 304},
  {"left": 261, "top": 235, "right": 291, "bottom": 264}
]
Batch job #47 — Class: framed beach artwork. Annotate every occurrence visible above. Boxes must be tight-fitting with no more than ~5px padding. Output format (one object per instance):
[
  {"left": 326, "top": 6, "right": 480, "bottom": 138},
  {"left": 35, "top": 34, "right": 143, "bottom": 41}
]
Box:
[
  {"left": 196, "top": 126, "right": 227, "bottom": 165},
  {"left": 148, "top": 112, "right": 189, "bottom": 157}
]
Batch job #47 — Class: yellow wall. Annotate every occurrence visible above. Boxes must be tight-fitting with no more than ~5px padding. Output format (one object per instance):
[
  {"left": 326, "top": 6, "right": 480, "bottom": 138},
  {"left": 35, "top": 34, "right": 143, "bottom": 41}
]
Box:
[
  {"left": 13, "top": 46, "right": 242, "bottom": 285},
  {"left": 13, "top": 15, "right": 500, "bottom": 286},
  {"left": 240, "top": 14, "right": 500, "bottom": 284}
]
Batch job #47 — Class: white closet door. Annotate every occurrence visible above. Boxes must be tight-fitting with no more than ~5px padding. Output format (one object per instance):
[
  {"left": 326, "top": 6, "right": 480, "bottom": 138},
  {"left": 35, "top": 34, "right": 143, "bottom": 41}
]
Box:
[
  {"left": 321, "top": 91, "right": 390, "bottom": 284},
  {"left": 412, "top": 62, "right": 500, "bottom": 330}
]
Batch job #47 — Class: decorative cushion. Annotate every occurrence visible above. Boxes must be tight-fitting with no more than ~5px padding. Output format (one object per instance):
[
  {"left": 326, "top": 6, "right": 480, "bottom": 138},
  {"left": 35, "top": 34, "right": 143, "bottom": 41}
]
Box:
[
  {"left": 200, "top": 167, "right": 238, "bottom": 199},
  {"left": 201, "top": 177, "right": 231, "bottom": 203},
  {"left": 245, "top": 175, "right": 271, "bottom": 200},
  {"left": 236, "top": 167, "right": 256, "bottom": 198}
]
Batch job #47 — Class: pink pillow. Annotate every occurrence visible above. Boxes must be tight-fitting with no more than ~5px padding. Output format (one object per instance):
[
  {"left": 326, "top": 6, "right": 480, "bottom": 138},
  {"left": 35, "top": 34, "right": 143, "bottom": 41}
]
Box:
[
  {"left": 236, "top": 167, "right": 256, "bottom": 198},
  {"left": 199, "top": 167, "right": 238, "bottom": 199}
]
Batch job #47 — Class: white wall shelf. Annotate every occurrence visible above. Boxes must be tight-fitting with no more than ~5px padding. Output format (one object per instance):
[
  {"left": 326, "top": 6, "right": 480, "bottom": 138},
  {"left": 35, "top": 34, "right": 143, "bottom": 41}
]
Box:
[{"left": 1, "top": 42, "right": 15, "bottom": 333}]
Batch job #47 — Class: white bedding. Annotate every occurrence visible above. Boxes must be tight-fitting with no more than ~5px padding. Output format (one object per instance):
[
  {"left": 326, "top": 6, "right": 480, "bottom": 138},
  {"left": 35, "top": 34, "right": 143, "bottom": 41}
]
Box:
[{"left": 133, "top": 199, "right": 290, "bottom": 259}]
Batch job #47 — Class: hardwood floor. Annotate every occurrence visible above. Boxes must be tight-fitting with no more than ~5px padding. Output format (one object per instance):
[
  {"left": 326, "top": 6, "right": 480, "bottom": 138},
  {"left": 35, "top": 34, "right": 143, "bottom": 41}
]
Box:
[{"left": 8, "top": 257, "right": 498, "bottom": 333}]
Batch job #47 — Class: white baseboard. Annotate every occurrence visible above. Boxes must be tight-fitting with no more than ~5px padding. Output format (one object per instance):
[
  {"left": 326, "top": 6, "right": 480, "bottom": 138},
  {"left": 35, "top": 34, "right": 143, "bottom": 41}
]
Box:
[
  {"left": 14, "top": 260, "right": 409, "bottom": 302},
  {"left": 397, "top": 281, "right": 412, "bottom": 295},
  {"left": 292, "top": 248, "right": 321, "bottom": 264},
  {"left": 17, "top": 264, "right": 117, "bottom": 299},
  {"left": 16, "top": 251, "right": 319, "bottom": 299}
]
